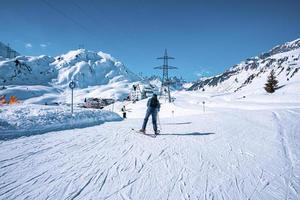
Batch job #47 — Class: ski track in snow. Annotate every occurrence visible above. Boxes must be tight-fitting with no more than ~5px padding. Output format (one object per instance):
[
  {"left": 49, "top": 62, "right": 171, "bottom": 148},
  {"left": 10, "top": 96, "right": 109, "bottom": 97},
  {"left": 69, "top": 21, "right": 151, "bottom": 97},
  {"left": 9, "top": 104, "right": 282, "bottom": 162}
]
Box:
[
  {"left": 0, "top": 108, "right": 300, "bottom": 200},
  {"left": 272, "top": 110, "right": 300, "bottom": 200}
]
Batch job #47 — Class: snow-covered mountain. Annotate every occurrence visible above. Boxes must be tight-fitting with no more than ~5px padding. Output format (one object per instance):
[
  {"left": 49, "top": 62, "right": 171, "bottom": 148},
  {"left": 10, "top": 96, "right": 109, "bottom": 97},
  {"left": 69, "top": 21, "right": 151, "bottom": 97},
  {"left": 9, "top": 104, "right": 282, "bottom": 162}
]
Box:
[
  {"left": 189, "top": 38, "right": 300, "bottom": 94},
  {"left": 144, "top": 75, "right": 189, "bottom": 90},
  {"left": 0, "top": 49, "right": 140, "bottom": 88},
  {"left": 0, "top": 49, "right": 144, "bottom": 103},
  {"left": 52, "top": 49, "right": 140, "bottom": 88}
]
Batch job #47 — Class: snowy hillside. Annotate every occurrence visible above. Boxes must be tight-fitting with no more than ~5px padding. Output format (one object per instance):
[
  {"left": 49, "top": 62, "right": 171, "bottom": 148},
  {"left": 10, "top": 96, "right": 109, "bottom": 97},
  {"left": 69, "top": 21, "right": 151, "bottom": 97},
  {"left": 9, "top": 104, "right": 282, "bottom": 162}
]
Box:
[
  {"left": 52, "top": 49, "right": 140, "bottom": 88},
  {"left": 0, "top": 49, "right": 143, "bottom": 103},
  {"left": 189, "top": 38, "right": 300, "bottom": 95},
  {"left": 0, "top": 55, "right": 56, "bottom": 85},
  {"left": 0, "top": 49, "right": 140, "bottom": 87}
]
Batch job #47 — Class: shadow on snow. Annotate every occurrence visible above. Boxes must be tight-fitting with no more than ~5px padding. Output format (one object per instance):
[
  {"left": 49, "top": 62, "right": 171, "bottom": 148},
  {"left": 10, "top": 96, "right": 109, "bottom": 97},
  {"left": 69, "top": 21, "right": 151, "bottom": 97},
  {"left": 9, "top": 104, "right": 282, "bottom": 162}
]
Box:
[
  {"left": 160, "top": 132, "right": 215, "bottom": 136},
  {"left": 162, "top": 122, "right": 192, "bottom": 125}
]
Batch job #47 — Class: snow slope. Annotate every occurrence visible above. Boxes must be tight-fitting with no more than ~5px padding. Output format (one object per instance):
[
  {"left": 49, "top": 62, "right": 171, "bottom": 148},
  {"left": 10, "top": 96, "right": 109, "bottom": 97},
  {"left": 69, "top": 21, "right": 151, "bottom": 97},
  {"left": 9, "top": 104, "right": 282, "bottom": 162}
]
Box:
[
  {"left": 189, "top": 38, "right": 300, "bottom": 95},
  {"left": 0, "top": 91, "right": 299, "bottom": 199}
]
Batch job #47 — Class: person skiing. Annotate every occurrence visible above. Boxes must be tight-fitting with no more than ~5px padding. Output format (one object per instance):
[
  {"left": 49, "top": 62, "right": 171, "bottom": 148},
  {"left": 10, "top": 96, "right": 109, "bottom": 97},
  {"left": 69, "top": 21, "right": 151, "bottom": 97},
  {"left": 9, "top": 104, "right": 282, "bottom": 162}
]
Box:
[
  {"left": 0, "top": 95, "right": 6, "bottom": 105},
  {"left": 140, "top": 94, "right": 160, "bottom": 135},
  {"left": 121, "top": 105, "right": 127, "bottom": 119}
]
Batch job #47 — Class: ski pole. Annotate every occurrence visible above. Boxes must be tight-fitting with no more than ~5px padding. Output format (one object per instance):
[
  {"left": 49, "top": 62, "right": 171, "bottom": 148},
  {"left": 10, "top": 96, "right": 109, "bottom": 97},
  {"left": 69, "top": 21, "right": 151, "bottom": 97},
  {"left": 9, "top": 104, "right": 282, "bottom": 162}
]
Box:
[{"left": 157, "top": 112, "right": 162, "bottom": 131}]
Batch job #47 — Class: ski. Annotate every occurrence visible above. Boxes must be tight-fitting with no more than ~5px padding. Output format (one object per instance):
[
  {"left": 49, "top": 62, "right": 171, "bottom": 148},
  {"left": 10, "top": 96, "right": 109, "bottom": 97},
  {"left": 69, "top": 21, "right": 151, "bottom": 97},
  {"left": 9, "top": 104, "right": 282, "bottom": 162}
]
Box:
[{"left": 131, "top": 128, "right": 157, "bottom": 138}]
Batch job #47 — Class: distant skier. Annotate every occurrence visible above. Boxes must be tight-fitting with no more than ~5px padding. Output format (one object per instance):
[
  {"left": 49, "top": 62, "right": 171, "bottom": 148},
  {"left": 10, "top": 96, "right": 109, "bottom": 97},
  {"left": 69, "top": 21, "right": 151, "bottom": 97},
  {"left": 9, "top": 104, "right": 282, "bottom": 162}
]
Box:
[
  {"left": 121, "top": 105, "right": 127, "bottom": 119},
  {"left": 14, "top": 59, "right": 20, "bottom": 67},
  {"left": 0, "top": 95, "right": 6, "bottom": 105},
  {"left": 140, "top": 94, "right": 160, "bottom": 135}
]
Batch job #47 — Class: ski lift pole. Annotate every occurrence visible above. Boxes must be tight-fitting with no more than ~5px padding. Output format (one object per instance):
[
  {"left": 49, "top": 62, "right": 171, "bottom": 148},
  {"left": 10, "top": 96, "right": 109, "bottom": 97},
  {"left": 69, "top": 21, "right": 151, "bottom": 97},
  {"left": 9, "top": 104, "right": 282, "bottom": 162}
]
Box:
[{"left": 69, "top": 81, "right": 76, "bottom": 115}]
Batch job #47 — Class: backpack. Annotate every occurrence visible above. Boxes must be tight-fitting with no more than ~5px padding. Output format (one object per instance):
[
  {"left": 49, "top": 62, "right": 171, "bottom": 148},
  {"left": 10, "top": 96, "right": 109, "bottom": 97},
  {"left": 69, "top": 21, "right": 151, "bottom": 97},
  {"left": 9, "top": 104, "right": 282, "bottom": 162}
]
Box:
[{"left": 149, "top": 97, "right": 158, "bottom": 108}]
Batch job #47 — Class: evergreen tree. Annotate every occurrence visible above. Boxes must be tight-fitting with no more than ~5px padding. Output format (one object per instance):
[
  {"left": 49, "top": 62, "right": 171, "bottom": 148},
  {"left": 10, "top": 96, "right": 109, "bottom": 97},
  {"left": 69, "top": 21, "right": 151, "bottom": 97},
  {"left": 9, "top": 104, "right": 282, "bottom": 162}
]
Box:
[{"left": 264, "top": 70, "right": 278, "bottom": 93}]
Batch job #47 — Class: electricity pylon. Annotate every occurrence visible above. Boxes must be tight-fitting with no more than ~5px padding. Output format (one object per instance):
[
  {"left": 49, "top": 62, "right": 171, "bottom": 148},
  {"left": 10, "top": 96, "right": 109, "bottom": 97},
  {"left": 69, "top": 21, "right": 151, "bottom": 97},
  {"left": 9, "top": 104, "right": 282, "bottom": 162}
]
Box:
[{"left": 154, "top": 49, "right": 177, "bottom": 103}]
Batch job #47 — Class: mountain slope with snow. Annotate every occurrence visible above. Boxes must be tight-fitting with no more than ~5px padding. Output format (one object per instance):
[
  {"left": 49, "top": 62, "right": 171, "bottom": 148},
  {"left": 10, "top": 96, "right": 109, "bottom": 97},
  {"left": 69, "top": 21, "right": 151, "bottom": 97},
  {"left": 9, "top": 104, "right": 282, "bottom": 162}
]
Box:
[
  {"left": 189, "top": 38, "right": 300, "bottom": 95},
  {"left": 52, "top": 49, "right": 140, "bottom": 88},
  {"left": 0, "top": 49, "right": 140, "bottom": 87},
  {"left": 0, "top": 55, "right": 56, "bottom": 85},
  {"left": 0, "top": 49, "right": 144, "bottom": 103}
]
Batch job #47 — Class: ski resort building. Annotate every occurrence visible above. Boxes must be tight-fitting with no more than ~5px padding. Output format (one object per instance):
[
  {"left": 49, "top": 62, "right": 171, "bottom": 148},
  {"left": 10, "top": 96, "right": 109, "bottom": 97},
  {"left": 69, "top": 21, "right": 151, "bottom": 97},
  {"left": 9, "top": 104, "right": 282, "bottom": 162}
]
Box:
[
  {"left": 83, "top": 98, "right": 115, "bottom": 109},
  {"left": 0, "top": 42, "right": 20, "bottom": 59},
  {"left": 130, "top": 84, "right": 142, "bottom": 102},
  {"left": 129, "top": 84, "right": 159, "bottom": 102}
]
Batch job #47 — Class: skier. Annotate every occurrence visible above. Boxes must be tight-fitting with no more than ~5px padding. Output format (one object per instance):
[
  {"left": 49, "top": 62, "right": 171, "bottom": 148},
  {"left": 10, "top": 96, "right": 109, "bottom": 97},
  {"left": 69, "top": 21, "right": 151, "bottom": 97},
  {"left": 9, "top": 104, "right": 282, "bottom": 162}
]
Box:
[
  {"left": 14, "top": 59, "right": 20, "bottom": 67},
  {"left": 0, "top": 95, "right": 6, "bottom": 105},
  {"left": 133, "top": 85, "right": 137, "bottom": 91},
  {"left": 140, "top": 94, "right": 160, "bottom": 135},
  {"left": 121, "top": 105, "right": 127, "bottom": 119}
]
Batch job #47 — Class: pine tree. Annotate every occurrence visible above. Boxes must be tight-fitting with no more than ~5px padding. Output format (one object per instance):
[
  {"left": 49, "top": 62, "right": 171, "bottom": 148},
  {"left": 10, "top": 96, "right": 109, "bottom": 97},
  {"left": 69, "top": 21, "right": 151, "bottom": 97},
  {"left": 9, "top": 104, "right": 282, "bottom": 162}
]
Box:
[{"left": 264, "top": 70, "right": 278, "bottom": 93}]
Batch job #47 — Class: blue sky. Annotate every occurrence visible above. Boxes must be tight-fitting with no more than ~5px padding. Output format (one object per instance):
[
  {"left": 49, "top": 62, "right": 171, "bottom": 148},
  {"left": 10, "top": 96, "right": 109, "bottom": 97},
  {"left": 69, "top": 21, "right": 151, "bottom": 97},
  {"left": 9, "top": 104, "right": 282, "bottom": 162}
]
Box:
[{"left": 1, "top": 0, "right": 300, "bottom": 81}]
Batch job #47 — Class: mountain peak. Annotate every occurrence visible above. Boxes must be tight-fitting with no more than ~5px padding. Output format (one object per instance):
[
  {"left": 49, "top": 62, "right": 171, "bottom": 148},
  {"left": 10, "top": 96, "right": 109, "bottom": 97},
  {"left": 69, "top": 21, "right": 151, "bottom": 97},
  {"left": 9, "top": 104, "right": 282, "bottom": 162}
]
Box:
[
  {"left": 189, "top": 38, "right": 300, "bottom": 93},
  {"left": 260, "top": 38, "right": 300, "bottom": 59}
]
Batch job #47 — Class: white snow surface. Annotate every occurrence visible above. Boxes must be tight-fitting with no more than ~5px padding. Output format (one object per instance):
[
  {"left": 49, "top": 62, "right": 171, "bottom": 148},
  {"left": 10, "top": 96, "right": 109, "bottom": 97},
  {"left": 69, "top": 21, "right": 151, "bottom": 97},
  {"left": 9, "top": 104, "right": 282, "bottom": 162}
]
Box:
[
  {"left": 0, "top": 91, "right": 299, "bottom": 199},
  {"left": 0, "top": 104, "right": 122, "bottom": 140}
]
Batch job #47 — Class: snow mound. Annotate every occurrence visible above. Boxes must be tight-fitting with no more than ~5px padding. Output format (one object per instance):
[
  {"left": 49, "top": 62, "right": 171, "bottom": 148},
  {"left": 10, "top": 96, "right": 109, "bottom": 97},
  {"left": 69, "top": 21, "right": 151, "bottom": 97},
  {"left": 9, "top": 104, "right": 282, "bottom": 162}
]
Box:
[
  {"left": 0, "top": 104, "right": 122, "bottom": 140},
  {"left": 0, "top": 85, "right": 62, "bottom": 103}
]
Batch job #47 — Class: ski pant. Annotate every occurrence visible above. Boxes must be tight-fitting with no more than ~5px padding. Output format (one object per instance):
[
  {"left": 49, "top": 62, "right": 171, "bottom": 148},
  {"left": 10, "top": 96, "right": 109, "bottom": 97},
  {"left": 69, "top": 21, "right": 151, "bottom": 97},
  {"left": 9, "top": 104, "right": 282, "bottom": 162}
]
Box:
[{"left": 142, "top": 108, "right": 158, "bottom": 132}]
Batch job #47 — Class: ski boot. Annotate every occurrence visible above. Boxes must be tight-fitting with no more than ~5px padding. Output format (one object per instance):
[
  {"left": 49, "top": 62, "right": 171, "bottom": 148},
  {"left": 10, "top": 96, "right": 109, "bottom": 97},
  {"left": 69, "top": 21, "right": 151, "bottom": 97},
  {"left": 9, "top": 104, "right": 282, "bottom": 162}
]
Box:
[{"left": 139, "top": 129, "right": 146, "bottom": 134}]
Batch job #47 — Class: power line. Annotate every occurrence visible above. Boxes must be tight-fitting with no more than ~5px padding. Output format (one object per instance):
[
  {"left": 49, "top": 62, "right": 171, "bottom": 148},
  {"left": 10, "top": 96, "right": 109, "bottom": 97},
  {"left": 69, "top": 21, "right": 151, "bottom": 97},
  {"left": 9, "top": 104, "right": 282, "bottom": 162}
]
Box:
[
  {"left": 42, "top": 0, "right": 98, "bottom": 41},
  {"left": 71, "top": 1, "right": 100, "bottom": 25}
]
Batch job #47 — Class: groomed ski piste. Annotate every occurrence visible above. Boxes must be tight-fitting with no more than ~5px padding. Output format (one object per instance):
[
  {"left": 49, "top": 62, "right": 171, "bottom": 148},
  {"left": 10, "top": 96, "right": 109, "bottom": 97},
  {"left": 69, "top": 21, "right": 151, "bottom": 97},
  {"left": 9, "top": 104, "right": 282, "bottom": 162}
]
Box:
[{"left": 1, "top": 89, "right": 300, "bottom": 200}]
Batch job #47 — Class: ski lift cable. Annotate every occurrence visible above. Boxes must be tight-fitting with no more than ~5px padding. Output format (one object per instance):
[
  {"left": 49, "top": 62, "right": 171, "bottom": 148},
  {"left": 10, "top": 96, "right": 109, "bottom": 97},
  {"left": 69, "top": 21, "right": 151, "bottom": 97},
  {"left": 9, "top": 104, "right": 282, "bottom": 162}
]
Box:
[
  {"left": 71, "top": 1, "right": 100, "bottom": 25},
  {"left": 42, "top": 0, "right": 99, "bottom": 40}
]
